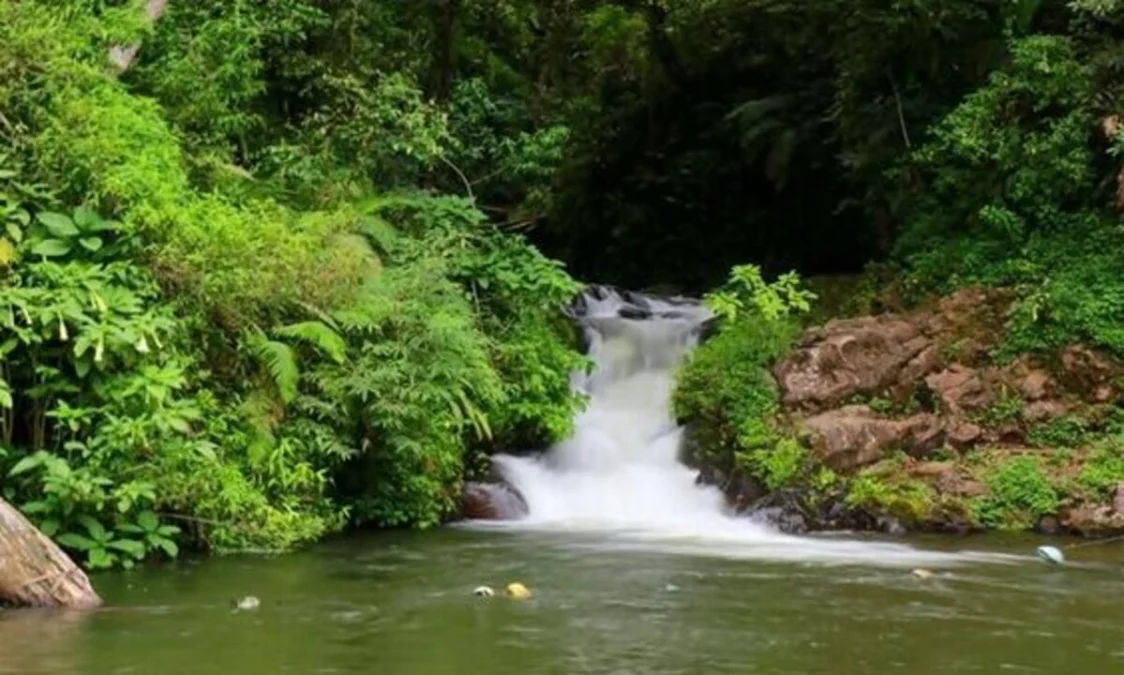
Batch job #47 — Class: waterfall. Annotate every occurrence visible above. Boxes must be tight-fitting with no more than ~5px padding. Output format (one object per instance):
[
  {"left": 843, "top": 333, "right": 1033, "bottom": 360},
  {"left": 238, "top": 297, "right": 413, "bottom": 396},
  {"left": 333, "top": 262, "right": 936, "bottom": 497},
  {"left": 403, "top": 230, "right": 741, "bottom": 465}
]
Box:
[{"left": 483, "top": 286, "right": 1012, "bottom": 568}]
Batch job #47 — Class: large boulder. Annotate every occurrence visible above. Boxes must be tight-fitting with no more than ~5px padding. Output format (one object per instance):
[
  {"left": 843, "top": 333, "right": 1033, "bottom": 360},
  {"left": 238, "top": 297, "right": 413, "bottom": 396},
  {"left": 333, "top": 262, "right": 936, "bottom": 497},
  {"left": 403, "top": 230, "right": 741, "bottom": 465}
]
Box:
[
  {"left": 801, "top": 405, "right": 943, "bottom": 470},
  {"left": 461, "top": 482, "right": 529, "bottom": 520}
]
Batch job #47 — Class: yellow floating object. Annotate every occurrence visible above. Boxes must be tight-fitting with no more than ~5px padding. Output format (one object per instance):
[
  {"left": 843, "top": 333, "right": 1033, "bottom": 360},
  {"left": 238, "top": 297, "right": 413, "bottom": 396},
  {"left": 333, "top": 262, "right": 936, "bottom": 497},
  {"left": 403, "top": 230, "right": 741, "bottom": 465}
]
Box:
[{"left": 505, "top": 582, "right": 532, "bottom": 599}]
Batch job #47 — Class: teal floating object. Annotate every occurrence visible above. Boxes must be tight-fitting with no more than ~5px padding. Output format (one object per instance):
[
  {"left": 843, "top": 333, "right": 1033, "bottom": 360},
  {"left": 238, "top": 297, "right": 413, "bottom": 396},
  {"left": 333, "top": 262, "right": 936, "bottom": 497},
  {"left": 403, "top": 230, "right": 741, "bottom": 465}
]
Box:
[{"left": 1036, "top": 545, "right": 1065, "bottom": 565}]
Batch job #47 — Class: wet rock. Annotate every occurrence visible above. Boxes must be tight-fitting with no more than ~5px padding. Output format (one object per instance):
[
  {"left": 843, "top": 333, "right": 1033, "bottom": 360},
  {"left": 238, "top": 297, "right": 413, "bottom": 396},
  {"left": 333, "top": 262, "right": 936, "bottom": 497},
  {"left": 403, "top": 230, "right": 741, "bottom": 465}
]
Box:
[
  {"left": 746, "top": 489, "right": 810, "bottom": 534},
  {"left": 462, "top": 482, "right": 528, "bottom": 520},
  {"left": 877, "top": 516, "right": 907, "bottom": 535},
  {"left": 802, "top": 406, "right": 943, "bottom": 470},
  {"left": 1062, "top": 505, "right": 1124, "bottom": 536},
  {"left": 1036, "top": 515, "right": 1063, "bottom": 536}
]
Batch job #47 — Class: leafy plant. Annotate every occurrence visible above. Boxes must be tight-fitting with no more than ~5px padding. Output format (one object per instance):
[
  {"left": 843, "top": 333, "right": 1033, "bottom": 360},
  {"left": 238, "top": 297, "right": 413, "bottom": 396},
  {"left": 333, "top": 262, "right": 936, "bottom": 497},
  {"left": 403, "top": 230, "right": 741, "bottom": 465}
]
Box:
[{"left": 972, "top": 456, "right": 1060, "bottom": 530}]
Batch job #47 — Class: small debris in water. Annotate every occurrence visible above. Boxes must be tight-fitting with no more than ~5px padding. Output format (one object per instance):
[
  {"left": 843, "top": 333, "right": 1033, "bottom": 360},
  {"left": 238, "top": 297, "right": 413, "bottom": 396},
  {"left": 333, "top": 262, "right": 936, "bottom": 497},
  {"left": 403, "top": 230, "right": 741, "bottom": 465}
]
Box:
[
  {"left": 911, "top": 569, "right": 934, "bottom": 579},
  {"left": 232, "top": 596, "right": 260, "bottom": 611},
  {"left": 473, "top": 586, "right": 495, "bottom": 597},
  {"left": 505, "top": 582, "right": 532, "bottom": 599},
  {"left": 1036, "top": 545, "right": 1065, "bottom": 565},
  {"left": 665, "top": 583, "right": 680, "bottom": 592}
]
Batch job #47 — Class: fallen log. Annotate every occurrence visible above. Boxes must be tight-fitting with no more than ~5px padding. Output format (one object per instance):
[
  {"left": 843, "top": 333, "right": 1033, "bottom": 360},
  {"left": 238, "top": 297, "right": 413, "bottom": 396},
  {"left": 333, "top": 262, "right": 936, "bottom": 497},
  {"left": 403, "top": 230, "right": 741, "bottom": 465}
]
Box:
[{"left": 0, "top": 497, "right": 101, "bottom": 609}]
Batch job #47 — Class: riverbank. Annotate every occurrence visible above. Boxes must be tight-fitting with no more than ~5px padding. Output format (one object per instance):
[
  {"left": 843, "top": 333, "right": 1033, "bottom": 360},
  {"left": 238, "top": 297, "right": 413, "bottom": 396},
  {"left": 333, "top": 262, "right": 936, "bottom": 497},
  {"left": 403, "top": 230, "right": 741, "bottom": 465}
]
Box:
[{"left": 678, "top": 281, "right": 1124, "bottom": 538}]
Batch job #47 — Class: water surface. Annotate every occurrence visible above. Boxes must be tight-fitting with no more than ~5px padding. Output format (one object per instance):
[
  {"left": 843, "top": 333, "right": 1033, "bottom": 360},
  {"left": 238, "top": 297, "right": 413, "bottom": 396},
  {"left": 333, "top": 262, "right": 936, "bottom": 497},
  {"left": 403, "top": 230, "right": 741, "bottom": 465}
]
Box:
[{"left": 3, "top": 529, "right": 1122, "bottom": 674}]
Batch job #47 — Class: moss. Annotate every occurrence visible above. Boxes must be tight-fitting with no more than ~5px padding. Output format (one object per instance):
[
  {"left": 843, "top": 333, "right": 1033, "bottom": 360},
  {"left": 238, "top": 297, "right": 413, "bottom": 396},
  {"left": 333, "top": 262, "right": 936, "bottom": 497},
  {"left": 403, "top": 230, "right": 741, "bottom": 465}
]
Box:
[{"left": 843, "top": 469, "right": 938, "bottom": 525}]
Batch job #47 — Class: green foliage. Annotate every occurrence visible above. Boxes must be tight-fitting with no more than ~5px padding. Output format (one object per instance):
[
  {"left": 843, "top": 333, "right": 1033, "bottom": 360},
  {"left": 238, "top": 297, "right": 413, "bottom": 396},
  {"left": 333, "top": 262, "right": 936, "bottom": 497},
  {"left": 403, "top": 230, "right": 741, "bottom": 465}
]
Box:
[
  {"left": 844, "top": 472, "right": 936, "bottom": 523},
  {"left": 972, "top": 456, "right": 1060, "bottom": 530},
  {"left": 705, "top": 265, "right": 817, "bottom": 323},
  {"left": 1027, "top": 415, "right": 1090, "bottom": 448},
  {"left": 1076, "top": 440, "right": 1124, "bottom": 499},
  {"left": 976, "top": 393, "right": 1025, "bottom": 426},
  {"left": 737, "top": 435, "right": 806, "bottom": 491},
  {"left": 675, "top": 266, "right": 810, "bottom": 484}
]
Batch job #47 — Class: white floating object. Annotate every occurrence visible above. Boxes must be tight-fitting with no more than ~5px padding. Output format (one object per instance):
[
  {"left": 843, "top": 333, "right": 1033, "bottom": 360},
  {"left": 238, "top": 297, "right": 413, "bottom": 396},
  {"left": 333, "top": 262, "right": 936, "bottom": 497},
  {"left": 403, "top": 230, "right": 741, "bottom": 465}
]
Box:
[
  {"left": 664, "top": 583, "right": 680, "bottom": 592},
  {"left": 473, "top": 586, "right": 495, "bottom": 597},
  {"left": 1036, "top": 545, "right": 1065, "bottom": 565},
  {"left": 911, "top": 569, "right": 934, "bottom": 579}
]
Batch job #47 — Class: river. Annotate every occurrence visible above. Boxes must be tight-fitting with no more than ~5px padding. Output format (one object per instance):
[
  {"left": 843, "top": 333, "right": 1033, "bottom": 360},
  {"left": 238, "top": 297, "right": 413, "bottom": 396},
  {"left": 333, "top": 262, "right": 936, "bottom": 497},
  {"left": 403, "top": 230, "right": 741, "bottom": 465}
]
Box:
[{"left": 2, "top": 529, "right": 1123, "bottom": 674}]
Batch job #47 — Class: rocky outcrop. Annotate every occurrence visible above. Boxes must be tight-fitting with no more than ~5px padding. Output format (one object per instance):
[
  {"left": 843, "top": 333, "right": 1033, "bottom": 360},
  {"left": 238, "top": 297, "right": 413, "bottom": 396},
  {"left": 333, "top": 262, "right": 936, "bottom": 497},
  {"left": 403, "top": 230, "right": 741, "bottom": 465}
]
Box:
[
  {"left": 701, "top": 286, "right": 1124, "bottom": 536},
  {"left": 461, "top": 482, "right": 528, "bottom": 520},
  {"left": 770, "top": 288, "right": 1123, "bottom": 473}
]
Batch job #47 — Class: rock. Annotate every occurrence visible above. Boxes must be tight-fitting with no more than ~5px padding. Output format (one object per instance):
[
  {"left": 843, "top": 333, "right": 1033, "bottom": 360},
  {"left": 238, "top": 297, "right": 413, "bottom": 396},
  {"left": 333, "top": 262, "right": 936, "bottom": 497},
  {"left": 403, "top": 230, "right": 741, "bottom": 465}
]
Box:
[
  {"left": 462, "top": 482, "right": 528, "bottom": 520},
  {"left": 1036, "top": 514, "right": 1063, "bottom": 535},
  {"left": 910, "top": 461, "right": 955, "bottom": 478},
  {"left": 925, "top": 365, "right": 992, "bottom": 416},
  {"left": 1059, "top": 344, "right": 1119, "bottom": 395},
  {"left": 1062, "top": 505, "right": 1124, "bottom": 536},
  {"left": 802, "top": 406, "right": 942, "bottom": 470},
  {"left": 746, "top": 489, "right": 810, "bottom": 534},
  {"left": 947, "top": 422, "right": 982, "bottom": 447},
  {"left": 773, "top": 317, "right": 927, "bottom": 410},
  {"left": 932, "top": 470, "right": 985, "bottom": 498},
  {"left": 877, "top": 516, "right": 907, "bottom": 535},
  {"left": 1021, "top": 400, "right": 1069, "bottom": 424},
  {"left": 1015, "top": 369, "right": 1053, "bottom": 401}
]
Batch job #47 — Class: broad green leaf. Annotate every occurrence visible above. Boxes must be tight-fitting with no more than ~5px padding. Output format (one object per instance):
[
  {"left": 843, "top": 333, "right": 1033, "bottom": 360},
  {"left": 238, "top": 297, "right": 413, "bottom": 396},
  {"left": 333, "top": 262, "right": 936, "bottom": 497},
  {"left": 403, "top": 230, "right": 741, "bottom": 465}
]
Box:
[
  {"left": 155, "top": 537, "right": 179, "bottom": 558},
  {"left": 19, "top": 500, "right": 49, "bottom": 514},
  {"left": 39, "top": 518, "right": 60, "bottom": 537},
  {"left": 4, "top": 220, "right": 21, "bottom": 243},
  {"left": 57, "top": 532, "right": 96, "bottom": 551},
  {"left": 87, "top": 548, "right": 113, "bottom": 569},
  {"left": 136, "top": 510, "right": 159, "bottom": 532},
  {"left": 72, "top": 206, "right": 104, "bottom": 232},
  {"left": 108, "top": 539, "right": 145, "bottom": 558},
  {"left": 78, "top": 515, "right": 107, "bottom": 541},
  {"left": 8, "top": 452, "right": 46, "bottom": 476},
  {"left": 30, "top": 238, "right": 71, "bottom": 257},
  {"left": 78, "top": 237, "right": 103, "bottom": 252},
  {"left": 274, "top": 321, "right": 348, "bottom": 364},
  {"left": 36, "top": 212, "right": 79, "bottom": 238}
]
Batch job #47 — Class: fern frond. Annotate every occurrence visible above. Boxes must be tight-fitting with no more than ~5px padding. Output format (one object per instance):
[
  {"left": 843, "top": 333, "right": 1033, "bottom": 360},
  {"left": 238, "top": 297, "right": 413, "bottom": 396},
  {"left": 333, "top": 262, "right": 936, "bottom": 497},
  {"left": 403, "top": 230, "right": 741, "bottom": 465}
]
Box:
[
  {"left": 273, "top": 321, "right": 348, "bottom": 364},
  {"left": 248, "top": 332, "right": 299, "bottom": 403}
]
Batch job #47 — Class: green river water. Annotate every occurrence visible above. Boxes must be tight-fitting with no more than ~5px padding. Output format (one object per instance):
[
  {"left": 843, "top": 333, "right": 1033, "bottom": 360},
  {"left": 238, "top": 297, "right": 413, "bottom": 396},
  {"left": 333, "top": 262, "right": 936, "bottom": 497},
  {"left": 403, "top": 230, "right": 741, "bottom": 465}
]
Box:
[{"left": 1, "top": 528, "right": 1122, "bottom": 674}]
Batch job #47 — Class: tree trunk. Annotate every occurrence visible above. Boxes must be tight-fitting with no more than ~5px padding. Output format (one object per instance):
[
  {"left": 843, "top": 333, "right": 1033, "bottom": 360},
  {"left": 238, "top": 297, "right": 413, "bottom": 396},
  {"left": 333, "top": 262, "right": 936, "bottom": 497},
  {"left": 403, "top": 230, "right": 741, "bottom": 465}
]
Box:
[{"left": 0, "top": 498, "right": 101, "bottom": 609}]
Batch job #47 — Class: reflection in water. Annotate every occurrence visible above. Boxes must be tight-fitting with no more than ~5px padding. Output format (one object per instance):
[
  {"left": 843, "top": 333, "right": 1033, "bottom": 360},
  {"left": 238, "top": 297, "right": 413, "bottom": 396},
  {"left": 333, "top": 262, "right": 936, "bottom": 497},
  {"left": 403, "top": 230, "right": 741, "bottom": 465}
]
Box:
[{"left": 0, "top": 530, "right": 1120, "bottom": 675}]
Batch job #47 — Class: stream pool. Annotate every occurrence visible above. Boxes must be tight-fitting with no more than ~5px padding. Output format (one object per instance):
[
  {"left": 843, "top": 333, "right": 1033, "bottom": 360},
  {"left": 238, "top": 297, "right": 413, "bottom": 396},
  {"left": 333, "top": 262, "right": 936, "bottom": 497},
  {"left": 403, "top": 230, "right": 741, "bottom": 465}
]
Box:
[{"left": 2, "top": 528, "right": 1122, "bottom": 674}]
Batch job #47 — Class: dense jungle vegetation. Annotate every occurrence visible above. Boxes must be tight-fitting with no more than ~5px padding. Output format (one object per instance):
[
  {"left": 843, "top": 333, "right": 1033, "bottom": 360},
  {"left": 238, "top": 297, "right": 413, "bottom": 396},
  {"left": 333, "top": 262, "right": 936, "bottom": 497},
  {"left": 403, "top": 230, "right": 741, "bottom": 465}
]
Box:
[{"left": 4, "top": 0, "right": 1124, "bottom": 567}]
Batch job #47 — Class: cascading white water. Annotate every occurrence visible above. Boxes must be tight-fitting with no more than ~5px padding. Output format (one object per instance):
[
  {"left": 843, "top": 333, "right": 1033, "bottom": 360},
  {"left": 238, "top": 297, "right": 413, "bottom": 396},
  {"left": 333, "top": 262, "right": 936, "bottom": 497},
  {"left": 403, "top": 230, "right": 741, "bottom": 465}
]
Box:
[{"left": 484, "top": 287, "right": 1014, "bottom": 567}]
